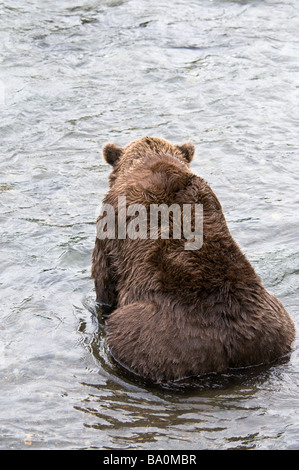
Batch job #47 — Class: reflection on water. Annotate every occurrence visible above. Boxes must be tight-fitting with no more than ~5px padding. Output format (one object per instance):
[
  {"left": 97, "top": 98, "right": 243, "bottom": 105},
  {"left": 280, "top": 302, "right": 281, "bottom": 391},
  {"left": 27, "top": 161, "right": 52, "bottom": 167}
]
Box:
[
  {"left": 0, "top": 0, "right": 298, "bottom": 450},
  {"left": 73, "top": 294, "right": 299, "bottom": 450}
]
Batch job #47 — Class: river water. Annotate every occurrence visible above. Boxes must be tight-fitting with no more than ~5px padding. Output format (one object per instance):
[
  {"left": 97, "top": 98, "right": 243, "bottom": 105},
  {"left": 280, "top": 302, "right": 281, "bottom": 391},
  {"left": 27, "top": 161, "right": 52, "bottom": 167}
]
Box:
[{"left": 0, "top": 0, "right": 298, "bottom": 450}]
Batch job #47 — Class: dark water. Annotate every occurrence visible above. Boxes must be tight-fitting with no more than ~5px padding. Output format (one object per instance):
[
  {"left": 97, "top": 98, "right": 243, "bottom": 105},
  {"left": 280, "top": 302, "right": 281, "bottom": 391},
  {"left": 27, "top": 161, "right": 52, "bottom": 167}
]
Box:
[{"left": 0, "top": 0, "right": 298, "bottom": 450}]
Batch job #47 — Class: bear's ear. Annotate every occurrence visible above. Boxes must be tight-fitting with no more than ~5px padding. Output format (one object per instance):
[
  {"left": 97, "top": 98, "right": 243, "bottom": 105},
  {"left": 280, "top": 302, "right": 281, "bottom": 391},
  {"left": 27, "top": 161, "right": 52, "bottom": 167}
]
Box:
[
  {"left": 103, "top": 143, "right": 123, "bottom": 166},
  {"left": 176, "top": 143, "right": 195, "bottom": 163}
]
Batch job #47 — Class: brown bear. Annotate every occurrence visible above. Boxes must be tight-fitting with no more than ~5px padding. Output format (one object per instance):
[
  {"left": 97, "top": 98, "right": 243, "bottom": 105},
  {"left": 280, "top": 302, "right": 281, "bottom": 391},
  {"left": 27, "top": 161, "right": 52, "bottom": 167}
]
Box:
[{"left": 91, "top": 136, "right": 295, "bottom": 384}]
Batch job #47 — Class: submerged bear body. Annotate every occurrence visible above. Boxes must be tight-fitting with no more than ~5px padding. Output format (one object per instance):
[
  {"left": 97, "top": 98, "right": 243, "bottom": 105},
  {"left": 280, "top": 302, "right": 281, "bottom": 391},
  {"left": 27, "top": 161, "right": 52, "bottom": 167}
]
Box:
[{"left": 91, "top": 137, "right": 295, "bottom": 384}]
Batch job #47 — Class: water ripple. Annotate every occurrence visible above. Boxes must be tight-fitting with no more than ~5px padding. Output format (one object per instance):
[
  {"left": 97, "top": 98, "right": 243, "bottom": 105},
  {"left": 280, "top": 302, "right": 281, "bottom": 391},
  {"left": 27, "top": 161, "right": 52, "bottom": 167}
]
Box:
[{"left": 0, "top": 0, "right": 298, "bottom": 450}]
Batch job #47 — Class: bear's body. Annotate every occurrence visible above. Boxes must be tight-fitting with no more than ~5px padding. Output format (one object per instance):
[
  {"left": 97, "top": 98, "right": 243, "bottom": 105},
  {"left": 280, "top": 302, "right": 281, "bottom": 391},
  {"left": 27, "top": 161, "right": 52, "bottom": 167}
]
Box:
[{"left": 92, "top": 137, "right": 295, "bottom": 383}]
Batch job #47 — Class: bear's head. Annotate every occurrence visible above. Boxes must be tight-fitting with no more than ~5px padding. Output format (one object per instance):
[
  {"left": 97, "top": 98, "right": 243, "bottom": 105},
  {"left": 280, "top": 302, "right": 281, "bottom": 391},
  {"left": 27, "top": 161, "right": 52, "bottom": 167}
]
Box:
[{"left": 102, "top": 137, "right": 195, "bottom": 186}]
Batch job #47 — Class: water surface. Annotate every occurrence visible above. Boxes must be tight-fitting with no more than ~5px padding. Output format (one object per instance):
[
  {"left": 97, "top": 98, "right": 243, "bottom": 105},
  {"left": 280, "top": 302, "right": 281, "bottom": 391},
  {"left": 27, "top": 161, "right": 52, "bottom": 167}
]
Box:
[{"left": 0, "top": 0, "right": 298, "bottom": 449}]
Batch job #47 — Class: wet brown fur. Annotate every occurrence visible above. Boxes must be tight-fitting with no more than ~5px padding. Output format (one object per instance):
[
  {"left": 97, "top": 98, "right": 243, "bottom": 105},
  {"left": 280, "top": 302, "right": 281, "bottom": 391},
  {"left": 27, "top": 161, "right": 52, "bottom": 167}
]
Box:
[{"left": 91, "top": 137, "right": 295, "bottom": 383}]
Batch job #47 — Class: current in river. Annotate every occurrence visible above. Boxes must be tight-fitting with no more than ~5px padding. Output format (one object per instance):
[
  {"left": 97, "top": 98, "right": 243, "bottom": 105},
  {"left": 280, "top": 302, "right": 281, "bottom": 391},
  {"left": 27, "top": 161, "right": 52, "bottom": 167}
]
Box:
[{"left": 0, "top": 0, "right": 298, "bottom": 450}]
